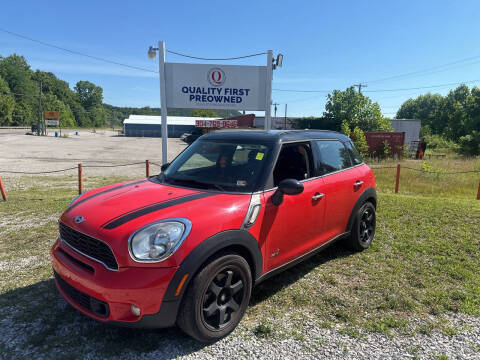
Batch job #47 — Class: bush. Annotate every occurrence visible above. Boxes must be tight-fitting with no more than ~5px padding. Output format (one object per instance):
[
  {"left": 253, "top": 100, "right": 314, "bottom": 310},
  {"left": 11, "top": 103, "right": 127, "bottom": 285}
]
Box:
[
  {"left": 377, "top": 140, "right": 391, "bottom": 159},
  {"left": 422, "top": 134, "right": 459, "bottom": 152},
  {"left": 458, "top": 131, "right": 480, "bottom": 156},
  {"left": 351, "top": 126, "right": 369, "bottom": 158}
]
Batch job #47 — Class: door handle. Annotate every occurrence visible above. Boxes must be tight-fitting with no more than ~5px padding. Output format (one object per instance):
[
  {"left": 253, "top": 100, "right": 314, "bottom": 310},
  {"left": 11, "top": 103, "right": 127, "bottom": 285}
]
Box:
[
  {"left": 312, "top": 193, "right": 325, "bottom": 200},
  {"left": 354, "top": 180, "right": 364, "bottom": 186}
]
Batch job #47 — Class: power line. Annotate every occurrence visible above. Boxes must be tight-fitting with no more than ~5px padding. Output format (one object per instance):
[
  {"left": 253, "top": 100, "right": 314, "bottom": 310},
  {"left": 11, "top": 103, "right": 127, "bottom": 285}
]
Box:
[
  {"left": 363, "top": 79, "right": 480, "bottom": 93},
  {"left": 364, "top": 55, "right": 480, "bottom": 84},
  {"left": 273, "top": 79, "right": 480, "bottom": 94},
  {"left": 0, "top": 28, "right": 158, "bottom": 73},
  {"left": 273, "top": 88, "right": 330, "bottom": 93},
  {"left": 166, "top": 50, "right": 267, "bottom": 61}
]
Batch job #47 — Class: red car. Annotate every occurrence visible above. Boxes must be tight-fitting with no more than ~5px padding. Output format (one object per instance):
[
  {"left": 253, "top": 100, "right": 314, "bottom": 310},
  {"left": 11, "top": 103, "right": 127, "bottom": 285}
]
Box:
[{"left": 51, "top": 130, "right": 377, "bottom": 342}]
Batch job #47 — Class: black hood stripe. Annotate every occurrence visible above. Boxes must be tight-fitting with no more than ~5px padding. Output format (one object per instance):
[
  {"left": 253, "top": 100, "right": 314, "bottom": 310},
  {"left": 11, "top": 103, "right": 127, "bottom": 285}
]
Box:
[
  {"left": 99, "top": 193, "right": 195, "bottom": 229},
  {"left": 67, "top": 179, "right": 147, "bottom": 212},
  {"left": 102, "top": 192, "right": 216, "bottom": 230}
]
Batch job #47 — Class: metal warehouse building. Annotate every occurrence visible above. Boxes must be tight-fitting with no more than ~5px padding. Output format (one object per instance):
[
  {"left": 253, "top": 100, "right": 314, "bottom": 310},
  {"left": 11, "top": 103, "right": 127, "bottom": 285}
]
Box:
[
  {"left": 123, "top": 115, "right": 221, "bottom": 137},
  {"left": 391, "top": 119, "right": 421, "bottom": 146}
]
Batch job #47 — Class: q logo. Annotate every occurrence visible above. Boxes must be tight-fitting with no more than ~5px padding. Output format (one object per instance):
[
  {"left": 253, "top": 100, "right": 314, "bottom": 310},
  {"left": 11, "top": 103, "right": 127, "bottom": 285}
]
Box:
[{"left": 207, "top": 68, "right": 226, "bottom": 86}]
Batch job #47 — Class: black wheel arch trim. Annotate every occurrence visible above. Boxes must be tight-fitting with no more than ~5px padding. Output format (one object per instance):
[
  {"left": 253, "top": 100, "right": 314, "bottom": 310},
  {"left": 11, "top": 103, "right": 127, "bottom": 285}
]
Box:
[
  {"left": 165, "top": 229, "right": 262, "bottom": 302},
  {"left": 346, "top": 187, "right": 377, "bottom": 233},
  {"left": 119, "top": 230, "right": 262, "bottom": 329}
]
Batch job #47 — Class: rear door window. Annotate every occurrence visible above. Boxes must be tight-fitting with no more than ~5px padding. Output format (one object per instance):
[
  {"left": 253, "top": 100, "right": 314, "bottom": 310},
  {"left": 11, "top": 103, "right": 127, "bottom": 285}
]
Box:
[
  {"left": 273, "top": 142, "right": 314, "bottom": 186},
  {"left": 312, "top": 140, "right": 352, "bottom": 175}
]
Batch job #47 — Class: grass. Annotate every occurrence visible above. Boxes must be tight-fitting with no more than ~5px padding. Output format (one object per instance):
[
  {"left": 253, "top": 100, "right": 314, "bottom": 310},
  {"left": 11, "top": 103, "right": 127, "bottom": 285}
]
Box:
[
  {"left": 0, "top": 156, "right": 479, "bottom": 356},
  {"left": 369, "top": 156, "right": 480, "bottom": 198}
]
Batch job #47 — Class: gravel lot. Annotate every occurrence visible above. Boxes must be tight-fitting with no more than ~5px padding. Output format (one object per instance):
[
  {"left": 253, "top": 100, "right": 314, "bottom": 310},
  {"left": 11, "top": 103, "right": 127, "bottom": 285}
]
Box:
[
  {"left": 0, "top": 129, "right": 187, "bottom": 177},
  {"left": 1, "top": 129, "right": 479, "bottom": 359}
]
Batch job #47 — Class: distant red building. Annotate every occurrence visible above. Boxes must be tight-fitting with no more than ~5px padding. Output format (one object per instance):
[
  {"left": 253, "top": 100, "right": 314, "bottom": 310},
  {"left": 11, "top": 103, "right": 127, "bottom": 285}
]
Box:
[{"left": 365, "top": 132, "right": 405, "bottom": 157}]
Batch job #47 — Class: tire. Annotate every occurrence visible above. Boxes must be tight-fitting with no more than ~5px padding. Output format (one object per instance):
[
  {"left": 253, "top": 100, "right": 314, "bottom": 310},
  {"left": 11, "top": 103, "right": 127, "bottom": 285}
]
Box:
[
  {"left": 177, "top": 254, "right": 252, "bottom": 342},
  {"left": 345, "top": 202, "right": 376, "bottom": 251}
]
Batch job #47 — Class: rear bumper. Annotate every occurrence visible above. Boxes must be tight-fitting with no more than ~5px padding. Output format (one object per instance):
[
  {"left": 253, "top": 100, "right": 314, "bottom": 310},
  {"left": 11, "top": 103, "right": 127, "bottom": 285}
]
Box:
[{"left": 51, "top": 239, "right": 179, "bottom": 327}]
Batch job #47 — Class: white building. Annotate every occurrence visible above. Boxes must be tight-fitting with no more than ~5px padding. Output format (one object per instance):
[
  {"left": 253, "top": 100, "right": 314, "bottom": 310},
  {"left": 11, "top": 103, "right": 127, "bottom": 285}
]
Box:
[{"left": 123, "top": 115, "right": 220, "bottom": 137}]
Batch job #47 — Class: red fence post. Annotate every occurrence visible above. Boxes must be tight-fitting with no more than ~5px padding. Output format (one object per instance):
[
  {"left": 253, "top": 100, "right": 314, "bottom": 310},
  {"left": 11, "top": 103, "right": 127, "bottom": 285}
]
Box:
[
  {"left": 0, "top": 176, "right": 7, "bottom": 201},
  {"left": 477, "top": 180, "right": 480, "bottom": 200},
  {"left": 78, "top": 163, "right": 83, "bottom": 195},
  {"left": 146, "top": 160, "right": 150, "bottom": 178},
  {"left": 395, "top": 164, "right": 401, "bottom": 194}
]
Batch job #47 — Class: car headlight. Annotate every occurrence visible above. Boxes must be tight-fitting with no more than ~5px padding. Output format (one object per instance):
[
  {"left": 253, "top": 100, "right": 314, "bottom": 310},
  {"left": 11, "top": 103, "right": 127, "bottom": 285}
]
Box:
[{"left": 128, "top": 219, "right": 191, "bottom": 262}]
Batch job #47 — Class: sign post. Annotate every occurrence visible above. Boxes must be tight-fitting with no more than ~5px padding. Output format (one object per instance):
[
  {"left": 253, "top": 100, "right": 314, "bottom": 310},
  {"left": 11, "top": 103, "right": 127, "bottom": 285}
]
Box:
[
  {"left": 159, "top": 41, "right": 168, "bottom": 165},
  {"left": 153, "top": 42, "right": 278, "bottom": 159},
  {"left": 44, "top": 111, "right": 60, "bottom": 136},
  {"left": 265, "top": 50, "right": 273, "bottom": 130}
]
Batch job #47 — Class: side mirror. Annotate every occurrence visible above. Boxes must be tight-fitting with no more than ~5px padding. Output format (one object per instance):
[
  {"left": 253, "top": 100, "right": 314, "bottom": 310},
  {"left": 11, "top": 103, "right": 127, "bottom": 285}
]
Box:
[
  {"left": 161, "top": 162, "right": 170, "bottom": 172},
  {"left": 271, "top": 178, "right": 304, "bottom": 206}
]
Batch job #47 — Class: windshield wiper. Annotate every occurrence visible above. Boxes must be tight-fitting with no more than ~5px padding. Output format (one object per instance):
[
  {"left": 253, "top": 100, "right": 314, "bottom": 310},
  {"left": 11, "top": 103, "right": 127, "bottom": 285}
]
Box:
[{"left": 168, "top": 178, "right": 225, "bottom": 191}]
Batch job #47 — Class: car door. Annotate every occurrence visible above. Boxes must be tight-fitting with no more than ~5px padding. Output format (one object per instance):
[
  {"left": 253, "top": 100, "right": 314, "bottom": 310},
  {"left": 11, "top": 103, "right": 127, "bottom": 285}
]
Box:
[
  {"left": 260, "top": 142, "right": 327, "bottom": 272},
  {"left": 312, "top": 140, "right": 363, "bottom": 240}
]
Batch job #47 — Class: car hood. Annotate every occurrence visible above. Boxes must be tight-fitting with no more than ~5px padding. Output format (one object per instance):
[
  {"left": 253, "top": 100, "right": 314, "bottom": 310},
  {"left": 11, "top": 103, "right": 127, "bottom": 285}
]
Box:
[{"left": 59, "top": 179, "right": 251, "bottom": 264}]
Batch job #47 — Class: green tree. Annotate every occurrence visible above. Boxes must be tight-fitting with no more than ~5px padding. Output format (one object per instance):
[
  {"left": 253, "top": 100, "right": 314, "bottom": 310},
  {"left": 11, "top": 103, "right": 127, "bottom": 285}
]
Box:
[
  {"left": 351, "top": 126, "right": 369, "bottom": 157},
  {"left": 0, "top": 75, "right": 15, "bottom": 125},
  {"left": 74, "top": 80, "right": 103, "bottom": 110},
  {"left": 458, "top": 131, "right": 480, "bottom": 156},
  {"left": 42, "top": 93, "right": 75, "bottom": 128},
  {"left": 396, "top": 93, "right": 445, "bottom": 134},
  {"left": 0, "top": 54, "right": 37, "bottom": 125},
  {"left": 90, "top": 105, "right": 107, "bottom": 128},
  {"left": 323, "top": 86, "right": 391, "bottom": 133},
  {"left": 192, "top": 109, "right": 218, "bottom": 117}
]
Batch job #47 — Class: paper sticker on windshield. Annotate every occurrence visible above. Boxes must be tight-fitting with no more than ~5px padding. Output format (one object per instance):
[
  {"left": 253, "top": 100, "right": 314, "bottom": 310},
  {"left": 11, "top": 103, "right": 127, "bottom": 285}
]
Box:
[
  {"left": 255, "top": 152, "right": 264, "bottom": 160},
  {"left": 237, "top": 180, "right": 247, "bottom": 186}
]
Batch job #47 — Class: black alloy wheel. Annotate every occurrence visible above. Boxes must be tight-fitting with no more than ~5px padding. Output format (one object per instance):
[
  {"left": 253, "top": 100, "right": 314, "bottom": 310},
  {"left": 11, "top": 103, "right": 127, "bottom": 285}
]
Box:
[
  {"left": 177, "top": 254, "right": 252, "bottom": 342},
  {"left": 201, "top": 268, "right": 245, "bottom": 331},
  {"left": 359, "top": 206, "right": 375, "bottom": 246},
  {"left": 346, "top": 202, "right": 376, "bottom": 251}
]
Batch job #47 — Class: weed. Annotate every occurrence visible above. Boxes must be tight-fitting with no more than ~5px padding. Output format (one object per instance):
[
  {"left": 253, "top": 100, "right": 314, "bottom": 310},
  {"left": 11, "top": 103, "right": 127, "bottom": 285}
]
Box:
[{"left": 252, "top": 320, "right": 274, "bottom": 338}]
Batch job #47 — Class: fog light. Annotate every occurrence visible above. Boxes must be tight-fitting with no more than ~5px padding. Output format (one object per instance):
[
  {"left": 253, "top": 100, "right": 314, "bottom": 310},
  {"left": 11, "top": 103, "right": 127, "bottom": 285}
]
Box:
[{"left": 131, "top": 304, "right": 141, "bottom": 317}]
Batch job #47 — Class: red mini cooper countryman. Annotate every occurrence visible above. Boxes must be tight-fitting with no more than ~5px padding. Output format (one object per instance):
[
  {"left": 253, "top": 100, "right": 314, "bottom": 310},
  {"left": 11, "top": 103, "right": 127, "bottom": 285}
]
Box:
[{"left": 51, "top": 130, "right": 377, "bottom": 342}]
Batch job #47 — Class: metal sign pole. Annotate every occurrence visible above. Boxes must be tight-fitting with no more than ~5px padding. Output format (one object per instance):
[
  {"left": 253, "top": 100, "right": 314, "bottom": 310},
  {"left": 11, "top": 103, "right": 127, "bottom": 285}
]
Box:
[
  {"left": 264, "top": 50, "right": 273, "bottom": 130},
  {"left": 159, "top": 40, "right": 168, "bottom": 164}
]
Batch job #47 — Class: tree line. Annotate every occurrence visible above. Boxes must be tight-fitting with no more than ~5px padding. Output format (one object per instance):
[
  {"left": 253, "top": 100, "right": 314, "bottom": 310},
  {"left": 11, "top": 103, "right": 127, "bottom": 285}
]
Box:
[
  {"left": 291, "top": 86, "right": 392, "bottom": 156},
  {"left": 292, "top": 84, "right": 480, "bottom": 156},
  {"left": 396, "top": 84, "right": 480, "bottom": 155},
  {"left": 0, "top": 54, "right": 239, "bottom": 128}
]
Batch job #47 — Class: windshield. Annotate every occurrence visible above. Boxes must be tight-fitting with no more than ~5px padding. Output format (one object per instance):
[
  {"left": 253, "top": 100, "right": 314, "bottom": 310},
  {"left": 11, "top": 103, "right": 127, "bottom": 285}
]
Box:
[{"left": 161, "top": 139, "right": 272, "bottom": 192}]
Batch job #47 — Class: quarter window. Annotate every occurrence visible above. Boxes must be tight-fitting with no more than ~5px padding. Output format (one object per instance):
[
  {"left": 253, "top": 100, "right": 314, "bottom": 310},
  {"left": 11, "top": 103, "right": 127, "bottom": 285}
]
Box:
[
  {"left": 313, "top": 140, "right": 352, "bottom": 175},
  {"left": 345, "top": 140, "right": 363, "bottom": 165}
]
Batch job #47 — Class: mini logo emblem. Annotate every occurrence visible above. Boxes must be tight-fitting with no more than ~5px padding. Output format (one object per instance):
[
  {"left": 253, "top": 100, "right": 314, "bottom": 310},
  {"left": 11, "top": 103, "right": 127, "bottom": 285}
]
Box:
[
  {"left": 74, "top": 216, "right": 85, "bottom": 224},
  {"left": 207, "top": 68, "right": 225, "bottom": 86}
]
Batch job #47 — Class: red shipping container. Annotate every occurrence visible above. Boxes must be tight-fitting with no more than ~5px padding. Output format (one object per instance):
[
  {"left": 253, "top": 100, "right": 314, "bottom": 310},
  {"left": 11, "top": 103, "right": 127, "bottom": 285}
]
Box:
[{"left": 364, "top": 132, "right": 405, "bottom": 157}]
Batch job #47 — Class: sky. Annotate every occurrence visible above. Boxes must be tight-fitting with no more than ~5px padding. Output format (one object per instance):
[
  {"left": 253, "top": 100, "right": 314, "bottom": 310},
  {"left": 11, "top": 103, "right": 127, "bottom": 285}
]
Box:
[{"left": 1, "top": 0, "right": 480, "bottom": 118}]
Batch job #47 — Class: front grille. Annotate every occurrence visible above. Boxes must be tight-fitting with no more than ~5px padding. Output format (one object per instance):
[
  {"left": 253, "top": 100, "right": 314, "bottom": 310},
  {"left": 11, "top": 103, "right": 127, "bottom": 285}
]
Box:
[
  {"left": 54, "top": 270, "right": 109, "bottom": 318},
  {"left": 57, "top": 248, "right": 94, "bottom": 273},
  {"left": 59, "top": 222, "right": 118, "bottom": 270}
]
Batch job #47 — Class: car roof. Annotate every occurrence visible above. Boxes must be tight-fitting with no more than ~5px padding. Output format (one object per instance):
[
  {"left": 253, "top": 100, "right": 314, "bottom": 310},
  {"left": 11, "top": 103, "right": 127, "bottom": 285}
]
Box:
[{"left": 200, "top": 129, "right": 351, "bottom": 143}]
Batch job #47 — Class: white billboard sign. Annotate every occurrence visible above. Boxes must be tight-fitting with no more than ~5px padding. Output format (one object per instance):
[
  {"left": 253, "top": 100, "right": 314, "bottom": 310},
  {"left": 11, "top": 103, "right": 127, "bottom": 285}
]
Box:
[
  {"left": 45, "top": 119, "right": 59, "bottom": 126},
  {"left": 164, "top": 63, "right": 267, "bottom": 111}
]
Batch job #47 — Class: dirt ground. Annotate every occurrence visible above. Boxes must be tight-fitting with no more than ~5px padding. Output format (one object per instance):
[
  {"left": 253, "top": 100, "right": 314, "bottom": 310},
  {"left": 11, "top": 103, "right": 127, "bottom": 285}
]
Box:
[{"left": 0, "top": 129, "right": 188, "bottom": 177}]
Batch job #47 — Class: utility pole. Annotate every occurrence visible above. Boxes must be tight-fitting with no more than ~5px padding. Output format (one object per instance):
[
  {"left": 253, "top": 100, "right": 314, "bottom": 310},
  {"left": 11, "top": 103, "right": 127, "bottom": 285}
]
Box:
[
  {"left": 37, "top": 81, "right": 42, "bottom": 136},
  {"left": 273, "top": 102, "right": 279, "bottom": 121},
  {"left": 354, "top": 83, "right": 367, "bottom": 94},
  {"left": 284, "top": 103, "right": 288, "bottom": 129}
]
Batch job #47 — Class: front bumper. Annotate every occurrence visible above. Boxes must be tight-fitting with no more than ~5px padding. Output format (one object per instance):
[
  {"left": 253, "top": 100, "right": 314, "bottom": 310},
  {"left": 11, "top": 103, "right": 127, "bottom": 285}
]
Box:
[{"left": 51, "top": 239, "right": 179, "bottom": 327}]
